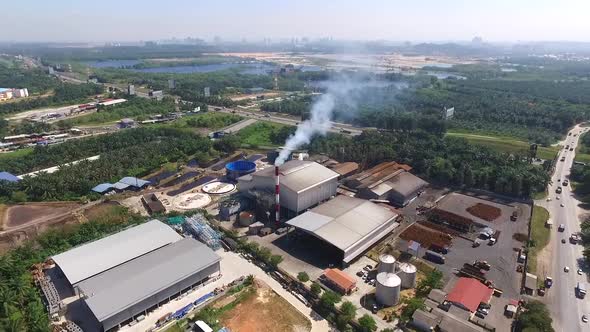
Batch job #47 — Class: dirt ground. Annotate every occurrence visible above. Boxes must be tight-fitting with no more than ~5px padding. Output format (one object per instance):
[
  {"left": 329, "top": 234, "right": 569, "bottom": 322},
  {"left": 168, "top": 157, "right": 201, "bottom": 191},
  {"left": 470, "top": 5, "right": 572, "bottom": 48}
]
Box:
[
  {"left": 4, "top": 202, "right": 80, "bottom": 229},
  {"left": 82, "top": 201, "right": 121, "bottom": 220},
  {"left": 221, "top": 281, "right": 311, "bottom": 332}
]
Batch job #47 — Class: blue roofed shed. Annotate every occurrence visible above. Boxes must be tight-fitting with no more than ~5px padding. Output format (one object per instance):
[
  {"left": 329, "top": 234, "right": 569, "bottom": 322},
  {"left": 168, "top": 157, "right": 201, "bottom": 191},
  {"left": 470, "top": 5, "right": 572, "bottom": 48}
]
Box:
[
  {"left": 92, "top": 183, "right": 114, "bottom": 193},
  {"left": 112, "top": 182, "right": 130, "bottom": 190},
  {"left": 118, "top": 177, "right": 151, "bottom": 189},
  {"left": 0, "top": 171, "right": 20, "bottom": 183}
]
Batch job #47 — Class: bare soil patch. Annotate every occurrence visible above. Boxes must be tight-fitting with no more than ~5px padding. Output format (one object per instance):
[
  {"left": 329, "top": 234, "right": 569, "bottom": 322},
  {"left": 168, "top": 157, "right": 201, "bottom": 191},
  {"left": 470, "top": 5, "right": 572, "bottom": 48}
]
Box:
[
  {"left": 221, "top": 281, "right": 310, "bottom": 332},
  {"left": 5, "top": 202, "right": 80, "bottom": 228},
  {"left": 466, "top": 203, "right": 502, "bottom": 221},
  {"left": 400, "top": 223, "right": 453, "bottom": 248}
]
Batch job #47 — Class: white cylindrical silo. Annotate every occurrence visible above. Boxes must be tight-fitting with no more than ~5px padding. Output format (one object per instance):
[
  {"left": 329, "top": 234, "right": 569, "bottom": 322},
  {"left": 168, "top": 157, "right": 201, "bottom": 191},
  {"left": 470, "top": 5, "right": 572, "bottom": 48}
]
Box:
[
  {"left": 398, "top": 262, "right": 417, "bottom": 289},
  {"left": 376, "top": 272, "right": 401, "bottom": 306},
  {"left": 377, "top": 254, "right": 396, "bottom": 274}
]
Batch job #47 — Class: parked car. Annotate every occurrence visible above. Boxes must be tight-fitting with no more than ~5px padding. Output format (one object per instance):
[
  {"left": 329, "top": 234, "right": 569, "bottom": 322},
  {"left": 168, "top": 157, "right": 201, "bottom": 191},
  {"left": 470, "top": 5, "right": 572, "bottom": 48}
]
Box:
[
  {"left": 475, "top": 312, "right": 486, "bottom": 319},
  {"left": 479, "top": 303, "right": 492, "bottom": 309}
]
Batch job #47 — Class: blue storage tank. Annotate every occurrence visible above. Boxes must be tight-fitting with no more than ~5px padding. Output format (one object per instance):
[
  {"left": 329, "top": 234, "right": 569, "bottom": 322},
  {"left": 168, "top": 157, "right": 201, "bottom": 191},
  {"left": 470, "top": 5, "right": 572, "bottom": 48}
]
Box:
[{"left": 226, "top": 160, "right": 257, "bottom": 181}]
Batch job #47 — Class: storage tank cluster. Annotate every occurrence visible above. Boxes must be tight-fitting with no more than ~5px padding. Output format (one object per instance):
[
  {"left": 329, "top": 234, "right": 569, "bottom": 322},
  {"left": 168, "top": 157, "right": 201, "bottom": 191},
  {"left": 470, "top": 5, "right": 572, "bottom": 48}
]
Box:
[
  {"left": 375, "top": 256, "right": 417, "bottom": 307},
  {"left": 397, "top": 262, "right": 417, "bottom": 289},
  {"left": 375, "top": 272, "right": 401, "bottom": 307},
  {"left": 377, "top": 254, "right": 396, "bottom": 274}
]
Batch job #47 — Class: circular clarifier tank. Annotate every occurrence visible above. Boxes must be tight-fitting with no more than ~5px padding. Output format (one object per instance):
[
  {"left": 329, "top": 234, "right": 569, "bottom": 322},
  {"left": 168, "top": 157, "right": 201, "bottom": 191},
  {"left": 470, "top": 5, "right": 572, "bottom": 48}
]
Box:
[{"left": 202, "top": 181, "right": 236, "bottom": 195}]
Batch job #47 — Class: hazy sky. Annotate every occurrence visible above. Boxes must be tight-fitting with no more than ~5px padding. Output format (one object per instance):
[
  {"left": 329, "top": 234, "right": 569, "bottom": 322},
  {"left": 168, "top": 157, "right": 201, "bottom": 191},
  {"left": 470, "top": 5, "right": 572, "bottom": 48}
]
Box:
[{"left": 2, "top": 0, "right": 590, "bottom": 42}]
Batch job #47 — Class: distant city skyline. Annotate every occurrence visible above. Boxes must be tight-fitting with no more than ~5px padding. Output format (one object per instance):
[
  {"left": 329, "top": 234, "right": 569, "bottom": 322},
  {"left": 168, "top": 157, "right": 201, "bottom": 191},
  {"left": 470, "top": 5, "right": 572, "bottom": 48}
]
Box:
[{"left": 1, "top": 0, "right": 590, "bottom": 43}]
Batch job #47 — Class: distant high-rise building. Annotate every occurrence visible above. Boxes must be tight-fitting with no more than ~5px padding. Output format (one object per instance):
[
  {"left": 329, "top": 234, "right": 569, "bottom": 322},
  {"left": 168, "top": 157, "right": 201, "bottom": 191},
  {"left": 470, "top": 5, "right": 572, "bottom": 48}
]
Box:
[
  {"left": 204, "top": 87, "right": 210, "bottom": 97},
  {"left": 128, "top": 84, "right": 135, "bottom": 95},
  {"left": 168, "top": 79, "right": 176, "bottom": 89},
  {"left": 442, "top": 106, "right": 455, "bottom": 119},
  {"left": 149, "top": 90, "right": 164, "bottom": 100}
]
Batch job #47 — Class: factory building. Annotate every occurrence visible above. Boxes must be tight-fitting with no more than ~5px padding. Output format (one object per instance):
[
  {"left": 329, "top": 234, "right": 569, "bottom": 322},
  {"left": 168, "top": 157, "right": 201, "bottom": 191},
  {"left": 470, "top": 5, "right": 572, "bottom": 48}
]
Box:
[
  {"left": 347, "top": 162, "right": 428, "bottom": 207},
  {"left": 52, "top": 220, "right": 182, "bottom": 289},
  {"left": 80, "top": 238, "right": 220, "bottom": 331},
  {"left": 52, "top": 220, "right": 221, "bottom": 331},
  {"left": 286, "top": 195, "right": 400, "bottom": 264},
  {"left": 238, "top": 160, "right": 339, "bottom": 216}
]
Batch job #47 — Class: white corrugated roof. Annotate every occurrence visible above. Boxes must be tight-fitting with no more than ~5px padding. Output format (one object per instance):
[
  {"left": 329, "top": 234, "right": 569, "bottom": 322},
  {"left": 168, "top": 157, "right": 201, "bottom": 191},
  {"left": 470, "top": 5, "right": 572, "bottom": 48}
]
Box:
[
  {"left": 80, "top": 238, "right": 220, "bottom": 323},
  {"left": 287, "top": 196, "right": 399, "bottom": 253},
  {"left": 52, "top": 220, "right": 182, "bottom": 285}
]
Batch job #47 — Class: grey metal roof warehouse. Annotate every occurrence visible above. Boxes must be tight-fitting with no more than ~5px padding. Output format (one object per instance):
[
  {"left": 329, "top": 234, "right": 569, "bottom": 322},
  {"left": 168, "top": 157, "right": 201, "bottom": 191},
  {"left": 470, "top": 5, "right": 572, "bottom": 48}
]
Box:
[
  {"left": 79, "top": 238, "right": 220, "bottom": 330},
  {"left": 287, "top": 196, "right": 400, "bottom": 263},
  {"left": 52, "top": 220, "right": 182, "bottom": 285}
]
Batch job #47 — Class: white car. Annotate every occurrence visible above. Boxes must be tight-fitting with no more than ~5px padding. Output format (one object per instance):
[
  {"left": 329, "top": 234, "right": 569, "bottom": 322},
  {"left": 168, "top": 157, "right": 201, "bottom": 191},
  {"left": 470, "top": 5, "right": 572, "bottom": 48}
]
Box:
[
  {"left": 546, "top": 197, "right": 552, "bottom": 202},
  {"left": 560, "top": 203, "right": 565, "bottom": 207},
  {"left": 564, "top": 266, "right": 570, "bottom": 273},
  {"left": 583, "top": 315, "right": 588, "bottom": 323},
  {"left": 578, "top": 269, "right": 583, "bottom": 275},
  {"left": 556, "top": 196, "right": 560, "bottom": 200}
]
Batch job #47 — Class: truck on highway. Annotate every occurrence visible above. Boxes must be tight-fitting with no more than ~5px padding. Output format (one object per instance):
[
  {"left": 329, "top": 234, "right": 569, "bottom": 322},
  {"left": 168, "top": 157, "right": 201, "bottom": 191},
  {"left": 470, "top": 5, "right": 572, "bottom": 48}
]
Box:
[
  {"left": 424, "top": 250, "right": 445, "bottom": 264},
  {"left": 577, "top": 282, "right": 587, "bottom": 299}
]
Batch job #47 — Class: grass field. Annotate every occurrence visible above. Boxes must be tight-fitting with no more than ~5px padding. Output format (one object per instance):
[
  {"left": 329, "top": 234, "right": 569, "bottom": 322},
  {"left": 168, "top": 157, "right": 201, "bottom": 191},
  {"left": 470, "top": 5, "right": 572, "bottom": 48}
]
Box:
[
  {"left": 0, "top": 148, "right": 33, "bottom": 160},
  {"left": 237, "top": 121, "right": 291, "bottom": 147},
  {"left": 446, "top": 131, "right": 559, "bottom": 160},
  {"left": 529, "top": 205, "right": 551, "bottom": 275}
]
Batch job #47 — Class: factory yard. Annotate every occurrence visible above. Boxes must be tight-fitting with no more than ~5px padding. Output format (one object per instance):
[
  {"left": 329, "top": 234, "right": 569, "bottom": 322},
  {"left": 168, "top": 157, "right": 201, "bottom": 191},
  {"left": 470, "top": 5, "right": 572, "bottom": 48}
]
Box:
[{"left": 125, "top": 250, "right": 324, "bottom": 332}]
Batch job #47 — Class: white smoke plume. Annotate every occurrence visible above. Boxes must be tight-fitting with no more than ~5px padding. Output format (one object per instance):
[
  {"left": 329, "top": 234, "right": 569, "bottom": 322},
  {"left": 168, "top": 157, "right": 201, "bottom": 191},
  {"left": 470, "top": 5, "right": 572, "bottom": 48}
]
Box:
[{"left": 275, "top": 74, "right": 365, "bottom": 166}]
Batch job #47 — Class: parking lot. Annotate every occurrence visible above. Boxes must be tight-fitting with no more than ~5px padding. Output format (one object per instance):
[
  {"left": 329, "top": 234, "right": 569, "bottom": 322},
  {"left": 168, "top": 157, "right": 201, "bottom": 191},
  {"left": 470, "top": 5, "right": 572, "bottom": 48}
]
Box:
[{"left": 396, "top": 194, "right": 531, "bottom": 300}]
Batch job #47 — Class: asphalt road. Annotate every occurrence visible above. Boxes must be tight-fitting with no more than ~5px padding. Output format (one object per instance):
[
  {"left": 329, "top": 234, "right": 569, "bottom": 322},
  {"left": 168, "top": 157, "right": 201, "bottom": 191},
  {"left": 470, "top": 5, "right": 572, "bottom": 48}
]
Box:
[
  {"left": 538, "top": 124, "right": 590, "bottom": 331},
  {"left": 213, "top": 107, "right": 367, "bottom": 136}
]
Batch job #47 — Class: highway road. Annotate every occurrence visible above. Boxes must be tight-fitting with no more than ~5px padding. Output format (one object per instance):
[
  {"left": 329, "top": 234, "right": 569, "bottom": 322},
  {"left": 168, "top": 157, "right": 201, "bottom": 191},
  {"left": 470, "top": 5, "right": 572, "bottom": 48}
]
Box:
[
  {"left": 214, "top": 106, "right": 367, "bottom": 136},
  {"left": 537, "top": 124, "right": 590, "bottom": 331}
]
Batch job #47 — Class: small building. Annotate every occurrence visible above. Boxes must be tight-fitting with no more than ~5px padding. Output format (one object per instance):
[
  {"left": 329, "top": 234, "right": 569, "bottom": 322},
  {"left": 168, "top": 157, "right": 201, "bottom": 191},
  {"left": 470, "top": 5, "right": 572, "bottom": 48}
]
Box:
[
  {"left": 118, "top": 118, "right": 135, "bottom": 128},
  {"left": 438, "top": 312, "right": 486, "bottom": 332},
  {"left": 322, "top": 268, "right": 356, "bottom": 295},
  {"left": 0, "top": 171, "right": 20, "bottom": 183},
  {"left": 446, "top": 277, "right": 493, "bottom": 313},
  {"left": 524, "top": 273, "right": 538, "bottom": 295},
  {"left": 412, "top": 309, "right": 440, "bottom": 332},
  {"left": 142, "top": 193, "right": 166, "bottom": 214},
  {"left": 428, "top": 288, "right": 447, "bottom": 304},
  {"left": 248, "top": 221, "right": 265, "bottom": 235}
]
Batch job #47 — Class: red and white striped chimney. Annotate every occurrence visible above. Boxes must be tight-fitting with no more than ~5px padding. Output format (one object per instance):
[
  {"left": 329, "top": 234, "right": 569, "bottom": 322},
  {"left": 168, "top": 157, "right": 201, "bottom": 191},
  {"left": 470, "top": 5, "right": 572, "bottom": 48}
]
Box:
[{"left": 275, "top": 165, "right": 280, "bottom": 223}]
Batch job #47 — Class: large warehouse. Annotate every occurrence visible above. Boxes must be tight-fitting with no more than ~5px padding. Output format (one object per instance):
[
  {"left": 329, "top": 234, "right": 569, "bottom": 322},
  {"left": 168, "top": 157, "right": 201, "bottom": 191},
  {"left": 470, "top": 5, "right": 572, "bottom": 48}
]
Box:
[
  {"left": 347, "top": 162, "right": 428, "bottom": 207},
  {"left": 52, "top": 219, "right": 182, "bottom": 289},
  {"left": 287, "top": 196, "right": 400, "bottom": 264},
  {"left": 238, "top": 160, "right": 339, "bottom": 215},
  {"left": 80, "top": 238, "right": 220, "bottom": 331},
  {"left": 51, "top": 220, "right": 221, "bottom": 331}
]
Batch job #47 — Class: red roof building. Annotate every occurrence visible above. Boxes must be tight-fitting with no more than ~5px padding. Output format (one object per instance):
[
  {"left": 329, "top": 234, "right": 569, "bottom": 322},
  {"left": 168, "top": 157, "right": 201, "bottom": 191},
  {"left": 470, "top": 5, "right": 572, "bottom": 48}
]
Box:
[
  {"left": 322, "top": 268, "right": 356, "bottom": 295},
  {"left": 446, "top": 277, "right": 494, "bottom": 312}
]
